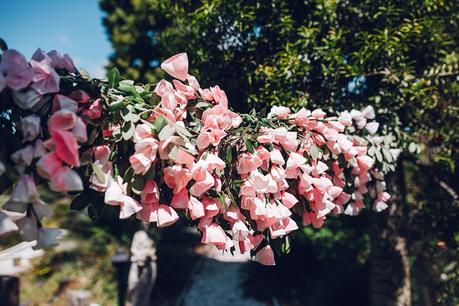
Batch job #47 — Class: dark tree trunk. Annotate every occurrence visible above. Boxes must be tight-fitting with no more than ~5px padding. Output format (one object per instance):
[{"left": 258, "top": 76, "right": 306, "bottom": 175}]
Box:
[{"left": 369, "top": 159, "right": 411, "bottom": 306}]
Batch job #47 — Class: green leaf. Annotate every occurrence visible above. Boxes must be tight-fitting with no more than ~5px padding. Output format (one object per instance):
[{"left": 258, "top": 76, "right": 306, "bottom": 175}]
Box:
[
  {"left": 244, "top": 139, "right": 254, "bottom": 153},
  {"left": 70, "top": 193, "right": 90, "bottom": 210},
  {"left": 144, "top": 167, "right": 156, "bottom": 181},
  {"left": 225, "top": 148, "right": 233, "bottom": 164},
  {"left": 195, "top": 102, "right": 212, "bottom": 108},
  {"left": 310, "top": 144, "right": 322, "bottom": 160},
  {"left": 91, "top": 162, "right": 106, "bottom": 183},
  {"left": 108, "top": 100, "right": 125, "bottom": 111},
  {"left": 118, "top": 80, "right": 136, "bottom": 93},
  {"left": 131, "top": 175, "right": 145, "bottom": 194},
  {"left": 107, "top": 67, "right": 120, "bottom": 88},
  {"left": 175, "top": 122, "right": 193, "bottom": 139},
  {"left": 280, "top": 236, "right": 291, "bottom": 254},
  {"left": 153, "top": 115, "right": 167, "bottom": 133},
  {"left": 168, "top": 145, "right": 179, "bottom": 161},
  {"left": 158, "top": 124, "right": 175, "bottom": 141},
  {"left": 120, "top": 106, "right": 140, "bottom": 122},
  {"left": 121, "top": 122, "right": 135, "bottom": 140},
  {"left": 217, "top": 192, "right": 227, "bottom": 209},
  {"left": 123, "top": 167, "right": 134, "bottom": 184}
]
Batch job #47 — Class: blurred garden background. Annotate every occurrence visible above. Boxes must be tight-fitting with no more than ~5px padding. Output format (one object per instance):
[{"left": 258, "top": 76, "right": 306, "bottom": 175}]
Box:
[{"left": 1, "top": 0, "right": 458, "bottom": 305}]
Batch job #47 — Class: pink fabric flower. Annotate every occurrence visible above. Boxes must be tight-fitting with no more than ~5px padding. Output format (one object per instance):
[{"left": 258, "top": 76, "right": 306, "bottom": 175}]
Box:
[
  {"left": 94, "top": 145, "right": 111, "bottom": 165},
  {"left": 5, "top": 62, "right": 33, "bottom": 91},
  {"left": 52, "top": 129, "right": 79, "bottom": 166},
  {"left": 141, "top": 181, "right": 160, "bottom": 205},
  {"left": 173, "top": 80, "right": 195, "bottom": 99},
  {"left": 201, "top": 223, "right": 227, "bottom": 249},
  {"left": 120, "top": 196, "right": 142, "bottom": 219},
  {"left": 281, "top": 192, "right": 298, "bottom": 209},
  {"left": 48, "top": 110, "right": 77, "bottom": 133},
  {"left": 357, "top": 156, "right": 374, "bottom": 171},
  {"left": 72, "top": 117, "right": 87, "bottom": 143},
  {"left": 83, "top": 99, "right": 103, "bottom": 120},
  {"left": 209, "top": 85, "right": 228, "bottom": 107},
  {"left": 187, "top": 75, "right": 200, "bottom": 90},
  {"left": 135, "top": 135, "right": 159, "bottom": 159},
  {"left": 37, "top": 152, "right": 63, "bottom": 180},
  {"left": 30, "top": 60, "right": 60, "bottom": 94},
  {"left": 137, "top": 203, "right": 159, "bottom": 223},
  {"left": 237, "top": 153, "right": 262, "bottom": 174},
  {"left": 171, "top": 188, "right": 190, "bottom": 209},
  {"left": 188, "top": 196, "right": 205, "bottom": 220},
  {"left": 189, "top": 170, "right": 214, "bottom": 196},
  {"left": 161, "top": 53, "right": 189, "bottom": 81},
  {"left": 49, "top": 166, "right": 83, "bottom": 192},
  {"left": 129, "top": 153, "right": 152, "bottom": 175},
  {"left": 254, "top": 245, "right": 275, "bottom": 266},
  {"left": 268, "top": 106, "right": 290, "bottom": 119},
  {"left": 1, "top": 49, "right": 33, "bottom": 91},
  {"left": 20, "top": 115, "right": 41, "bottom": 141},
  {"left": 209, "top": 129, "right": 227, "bottom": 146},
  {"left": 154, "top": 80, "right": 174, "bottom": 97},
  {"left": 52, "top": 94, "right": 78, "bottom": 112},
  {"left": 232, "top": 220, "right": 249, "bottom": 241},
  {"left": 157, "top": 205, "right": 179, "bottom": 227},
  {"left": 198, "top": 88, "right": 214, "bottom": 100},
  {"left": 163, "top": 165, "right": 192, "bottom": 193}
]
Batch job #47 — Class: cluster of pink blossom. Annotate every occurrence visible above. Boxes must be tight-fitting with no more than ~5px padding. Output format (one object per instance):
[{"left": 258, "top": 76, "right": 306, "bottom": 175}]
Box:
[
  {"left": 0, "top": 49, "right": 102, "bottom": 247},
  {"left": 90, "top": 53, "right": 390, "bottom": 265},
  {"left": 0, "top": 49, "right": 391, "bottom": 265}
]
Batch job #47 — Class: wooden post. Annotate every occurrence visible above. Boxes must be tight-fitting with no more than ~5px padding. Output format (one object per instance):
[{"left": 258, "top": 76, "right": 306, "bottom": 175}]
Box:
[{"left": 0, "top": 275, "right": 19, "bottom": 306}]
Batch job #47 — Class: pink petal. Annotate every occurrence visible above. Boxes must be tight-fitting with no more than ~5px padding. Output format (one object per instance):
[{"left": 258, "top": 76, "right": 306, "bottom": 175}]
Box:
[
  {"left": 160, "top": 53, "right": 189, "bottom": 81},
  {"left": 72, "top": 117, "right": 87, "bottom": 143},
  {"left": 52, "top": 94, "right": 78, "bottom": 112},
  {"left": 30, "top": 60, "right": 60, "bottom": 94},
  {"left": 120, "top": 196, "right": 142, "bottom": 219},
  {"left": 49, "top": 166, "right": 83, "bottom": 192},
  {"left": 48, "top": 110, "right": 77, "bottom": 133},
  {"left": 201, "top": 223, "right": 227, "bottom": 248},
  {"left": 37, "top": 152, "right": 63, "bottom": 180},
  {"left": 254, "top": 245, "right": 276, "bottom": 266},
  {"left": 157, "top": 205, "right": 179, "bottom": 227},
  {"left": 188, "top": 196, "right": 205, "bottom": 220},
  {"left": 171, "top": 188, "right": 190, "bottom": 209},
  {"left": 52, "top": 130, "right": 79, "bottom": 166}
]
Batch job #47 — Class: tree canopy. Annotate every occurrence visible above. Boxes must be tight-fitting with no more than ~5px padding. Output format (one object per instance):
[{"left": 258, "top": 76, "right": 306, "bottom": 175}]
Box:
[{"left": 100, "top": 1, "right": 458, "bottom": 305}]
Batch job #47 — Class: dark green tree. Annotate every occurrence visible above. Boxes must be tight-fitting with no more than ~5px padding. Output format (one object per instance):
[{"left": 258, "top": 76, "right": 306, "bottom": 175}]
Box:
[{"left": 100, "top": 1, "right": 459, "bottom": 305}]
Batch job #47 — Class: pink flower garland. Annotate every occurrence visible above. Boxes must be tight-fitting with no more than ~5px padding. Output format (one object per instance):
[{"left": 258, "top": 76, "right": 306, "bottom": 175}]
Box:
[{"left": 0, "top": 49, "right": 391, "bottom": 265}]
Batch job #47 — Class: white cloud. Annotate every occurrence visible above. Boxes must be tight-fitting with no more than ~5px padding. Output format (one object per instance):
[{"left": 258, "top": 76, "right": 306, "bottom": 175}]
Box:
[{"left": 56, "top": 33, "right": 73, "bottom": 47}]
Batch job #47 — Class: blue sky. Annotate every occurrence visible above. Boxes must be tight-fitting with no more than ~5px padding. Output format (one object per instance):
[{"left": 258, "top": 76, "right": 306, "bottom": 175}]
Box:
[{"left": 0, "top": 0, "right": 112, "bottom": 78}]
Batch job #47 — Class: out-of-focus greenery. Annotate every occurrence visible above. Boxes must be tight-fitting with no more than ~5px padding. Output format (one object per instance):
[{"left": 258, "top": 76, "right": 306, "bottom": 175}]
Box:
[
  {"left": 100, "top": 1, "right": 458, "bottom": 305},
  {"left": 100, "top": 0, "right": 458, "bottom": 165},
  {"left": 0, "top": 193, "right": 118, "bottom": 305}
]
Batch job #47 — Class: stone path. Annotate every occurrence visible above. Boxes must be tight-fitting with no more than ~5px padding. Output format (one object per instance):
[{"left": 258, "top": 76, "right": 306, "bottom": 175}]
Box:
[{"left": 177, "top": 246, "right": 267, "bottom": 306}]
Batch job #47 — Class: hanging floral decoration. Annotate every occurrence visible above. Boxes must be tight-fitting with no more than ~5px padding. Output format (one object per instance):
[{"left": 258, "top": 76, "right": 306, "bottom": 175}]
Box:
[{"left": 0, "top": 48, "right": 397, "bottom": 265}]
